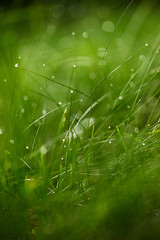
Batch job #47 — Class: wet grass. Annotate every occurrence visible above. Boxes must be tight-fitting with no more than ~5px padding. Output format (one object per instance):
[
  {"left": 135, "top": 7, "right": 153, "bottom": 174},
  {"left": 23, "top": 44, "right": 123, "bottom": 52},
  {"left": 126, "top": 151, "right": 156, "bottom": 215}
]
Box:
[{"left": 0, "top": 1, "right": 160, "bottom": 239}]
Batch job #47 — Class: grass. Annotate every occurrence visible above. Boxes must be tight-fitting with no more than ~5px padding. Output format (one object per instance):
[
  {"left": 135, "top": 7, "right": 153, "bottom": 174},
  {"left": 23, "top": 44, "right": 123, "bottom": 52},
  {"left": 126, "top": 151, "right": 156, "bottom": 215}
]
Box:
[{"left": 0, "top": 0, "right": 160, "bottom": 239}]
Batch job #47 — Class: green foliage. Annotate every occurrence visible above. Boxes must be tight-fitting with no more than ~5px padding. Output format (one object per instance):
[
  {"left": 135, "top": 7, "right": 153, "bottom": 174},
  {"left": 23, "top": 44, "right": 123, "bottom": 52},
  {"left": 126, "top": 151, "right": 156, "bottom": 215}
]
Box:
[{"left": 0, "top": 1, "right": 160, "bottom": 239}]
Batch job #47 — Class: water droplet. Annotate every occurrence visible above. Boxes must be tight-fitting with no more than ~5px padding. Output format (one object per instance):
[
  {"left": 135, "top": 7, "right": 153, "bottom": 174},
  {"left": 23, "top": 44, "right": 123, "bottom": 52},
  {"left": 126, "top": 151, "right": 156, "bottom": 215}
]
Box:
[
  {"left": 156, "top": 50, "right": 159, "bottom": 54},
  {"left": 42, "top": 109, "right": 47, "bottom": 115},
  {"left": 26, "top": 146, "right": 29, "bottom": 149},
  {"left": 64, "top": 145, "right": 66, "bottom": 148},
  {"left": 127, "top": 105, "right": 130, "bottom": 109},
  {"left": 0, "top": 129, "right": 3, "bottom": 134},
  {"left": 58, "top": 101, "right": 62, "bottom": 106},
  {"left": 108, "top": 126, "right": 111, "bottom": 129},
  {"left": 40, "top": 87, "right": 43, "bottom": 90},
  {"left": 145, "top": 43, "right": 148, "bottom": 47},
  {"left": 21, "top": 108, "right": 25, "bottom": 113},
  {"left": 110, "top": 83, "right": 113, "bottom": 87},
  {"left": 80, "top": 99, "right": 83, "bottom": 102},
  {"left": 62, "top": 138, "right": 65, "bottom": 142},
  {"left": 51, "top": 75, "right": 55, "bottom": 79},
  {"left": 119, "top": 96, "right": 123, "bottom": 100},
  {"left": 130, "top": 81, "right": 134, "bottom": 87},
  {"left": 14, "top": 63, "right": 18, "bottom": 68},
  {"left": 102, "top": 21, "right": 114, "bottom": 32},
  {"left": 61, "top": 157, "right": 64, "bottom": 160},
  {"left": 72, "top": 32, "right": 75, "bottom": 36},
  {"left": 142, "top": 143, "right": 145, "bottom": 146},
  {"left": 73, "top": 64, "right": 76, "bottom": 68},
  {"left": 109, "top": 140, "right": 112, "bottom": 144},
  {"left": 71, "top": 90, "right": 73, "bottom": 94},
  {"left": 18, "top": 56, "right": 21, "bottom": 59},
  {"left": 3, "top": 79, "right": 7, "bottom": 83},
  {"left": 42, "top": 64, "right": 46, "bottom": 67},
  {"left": 82, "top": 31, "right": 88, "bottom": 38},
  {"left": 24, "top": 96, "right": 28, "bottom": 101},
  {"left": 131, "top": 68, "right": 134, "bottom": 72},
  {"left": 41, "top": 145, "right": 47, "bottom": 155},
  {"left": 10, "top": 139, "right": 14, "bottom": 144},
  {"left": 134, "top": 128, "right": 139, "bottom": 134}
]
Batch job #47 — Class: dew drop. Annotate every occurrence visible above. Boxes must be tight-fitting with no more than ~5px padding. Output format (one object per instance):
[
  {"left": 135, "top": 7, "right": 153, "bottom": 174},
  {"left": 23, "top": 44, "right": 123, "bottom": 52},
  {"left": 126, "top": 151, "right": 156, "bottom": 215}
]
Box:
[
  {"left": 42, "top": 64, "right": 46, "bottom": 67},
  {"left": 142, "top": 143, "right": 145, "bottom": 146},
  {"left": 134, "top": 128, "right": 139, "bottom": 134},
  {"left": 110, "top": 83, "right": 113, "bottom": 87},
  {"left": 145, "top": 43, "right": 148, "bottom": 47},
  {"left": 72, "top": 32, "right": 75, "bottom": 36},
  {"left": 58, "top": 101, "right": 62, "bottom": 106},
  {"left": 14, "top": 63, "right": 18, "bottom": 68},
  {"left": 24, "top": 96, "right": 28, "bottom": 101},
  {"left": 61, "top": 157, "right": 64, "bottom": 160},
  {"left": 51, "top": 75, "right": 55, "bottom": 79},
  {"left": 18, "top": 56, "right": 21, "bottom": 59},
  {"left": 10, "top": 139, "right": 14, "bottom": 144},
  {"left": 26, "top": 146, "right": 29, "bottom": 149},
  {"left": 3, "top": 79, "right": 7, "bottom": 83},
  {"left": 42, "top": 109, "right": 47, "bottom": 115},
  {"left": 109, "top": 140, "right": 112, "bottom": 144},
  {"left": 71, "top": 90, "right": 73, "bottom": 94},
  {"left": 41, "top": 145, "right": 47, "bottom": 155},
  {"left": 130, "top": 81, "right": 134, "bottom": 87},
  {"left": 0, "top": 129, "right": 3, "bottom": 134},
  {"left": 127, "top": 105, "right": 130, "bottom": 109},
  {"left": 73, "top": 64, "right": 76, "bottom": 68},
  {"left": 62, "top": 138, "right": 65, "bottom": 142},
  {"left": 21, "top": 108, "right": 25, "bottom": 113},
  {"left": 82, "top": 32, "right": 88, "bottom": 38},
  {"left": 119, "top": 96, "right": 123, "bottom": 100}
]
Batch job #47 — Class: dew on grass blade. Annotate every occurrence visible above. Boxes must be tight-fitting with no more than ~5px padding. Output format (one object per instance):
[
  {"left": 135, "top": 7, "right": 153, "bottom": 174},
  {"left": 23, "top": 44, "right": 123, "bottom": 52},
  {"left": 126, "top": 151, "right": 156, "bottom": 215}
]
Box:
[
  {"left": 130, "top": 81, "right": 134, "bottom": 87},
  {"left": 41, "top": 145, "right": 47, "bottom": 155},
  {"left": 26, "top": 146, "right": 29, "bottom": 149},
  {"left": 24, "top": 96, "right": 28, "bottom": 101},
  {"left": 0, "top": 129, "right": 3, "bottom": 134},
  {"left": 72, "top": 32, "right": 75, "bottom": 36},
  {"left": 134, "top": 128, "right": 139, "bottom": 134},
  {"left": 82, "top": 32, "right": 88, "bottom": 38},
  {"left": 51, "top": 75, "right": 55, "bottom": 79},
  {"left": 42, "top": 109, "right": 47, "bottom": 115},
  {"left": 71, "top": 90, "right": 73, "bottom": 94},
  {"left": 58, "top": 101, "right": 62, "bottom": 105},
  {"left": 10, "top": 139, "right": 14, "bottom": 144},
  {"left": 3, "top": 79, "right": 7, "bottom": 83},
  {"left": 73, "top": 64, "right": 76, "bottom": 68},
  {"left": 14, "top": 63, "right": 18, "bottom": 68},
  {"left": 42, "top": 64, "right": 46, "bottom": 67},
  {"left": 145, "top": 43, "right": 149, "bottom": 47},
  {"left": 142, "top": 143, "right": 145, "bottom": 146},
  {"left": 21, "top": 108, "right": 25, "bottom": 113},
  {"left": 109, "top": 140, "right": 112, "bottom": 144},
  {"left": 119, "top": 96, "right": 123, "bottom": 100}
]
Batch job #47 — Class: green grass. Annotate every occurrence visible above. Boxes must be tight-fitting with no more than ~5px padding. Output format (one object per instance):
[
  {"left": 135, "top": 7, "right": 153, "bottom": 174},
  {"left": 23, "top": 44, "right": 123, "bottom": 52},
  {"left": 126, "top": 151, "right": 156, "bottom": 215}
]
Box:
[{"left": 0, "top": 1, "right": 160, "bottom": 239}]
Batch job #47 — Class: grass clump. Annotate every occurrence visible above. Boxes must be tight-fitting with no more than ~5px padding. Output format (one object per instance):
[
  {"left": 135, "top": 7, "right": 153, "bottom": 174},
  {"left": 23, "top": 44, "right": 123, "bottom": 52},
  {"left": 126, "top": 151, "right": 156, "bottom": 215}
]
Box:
[{"left": 0, "top": 1, "right": 160, "bottom": 239}]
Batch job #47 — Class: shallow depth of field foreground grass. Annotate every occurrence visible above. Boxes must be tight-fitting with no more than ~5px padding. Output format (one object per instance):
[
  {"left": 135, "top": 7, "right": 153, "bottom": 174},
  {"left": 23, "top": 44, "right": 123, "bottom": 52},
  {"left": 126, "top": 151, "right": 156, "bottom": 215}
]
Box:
[{"left": 0, "top": 0, "right": 160, "bottom": 239}]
